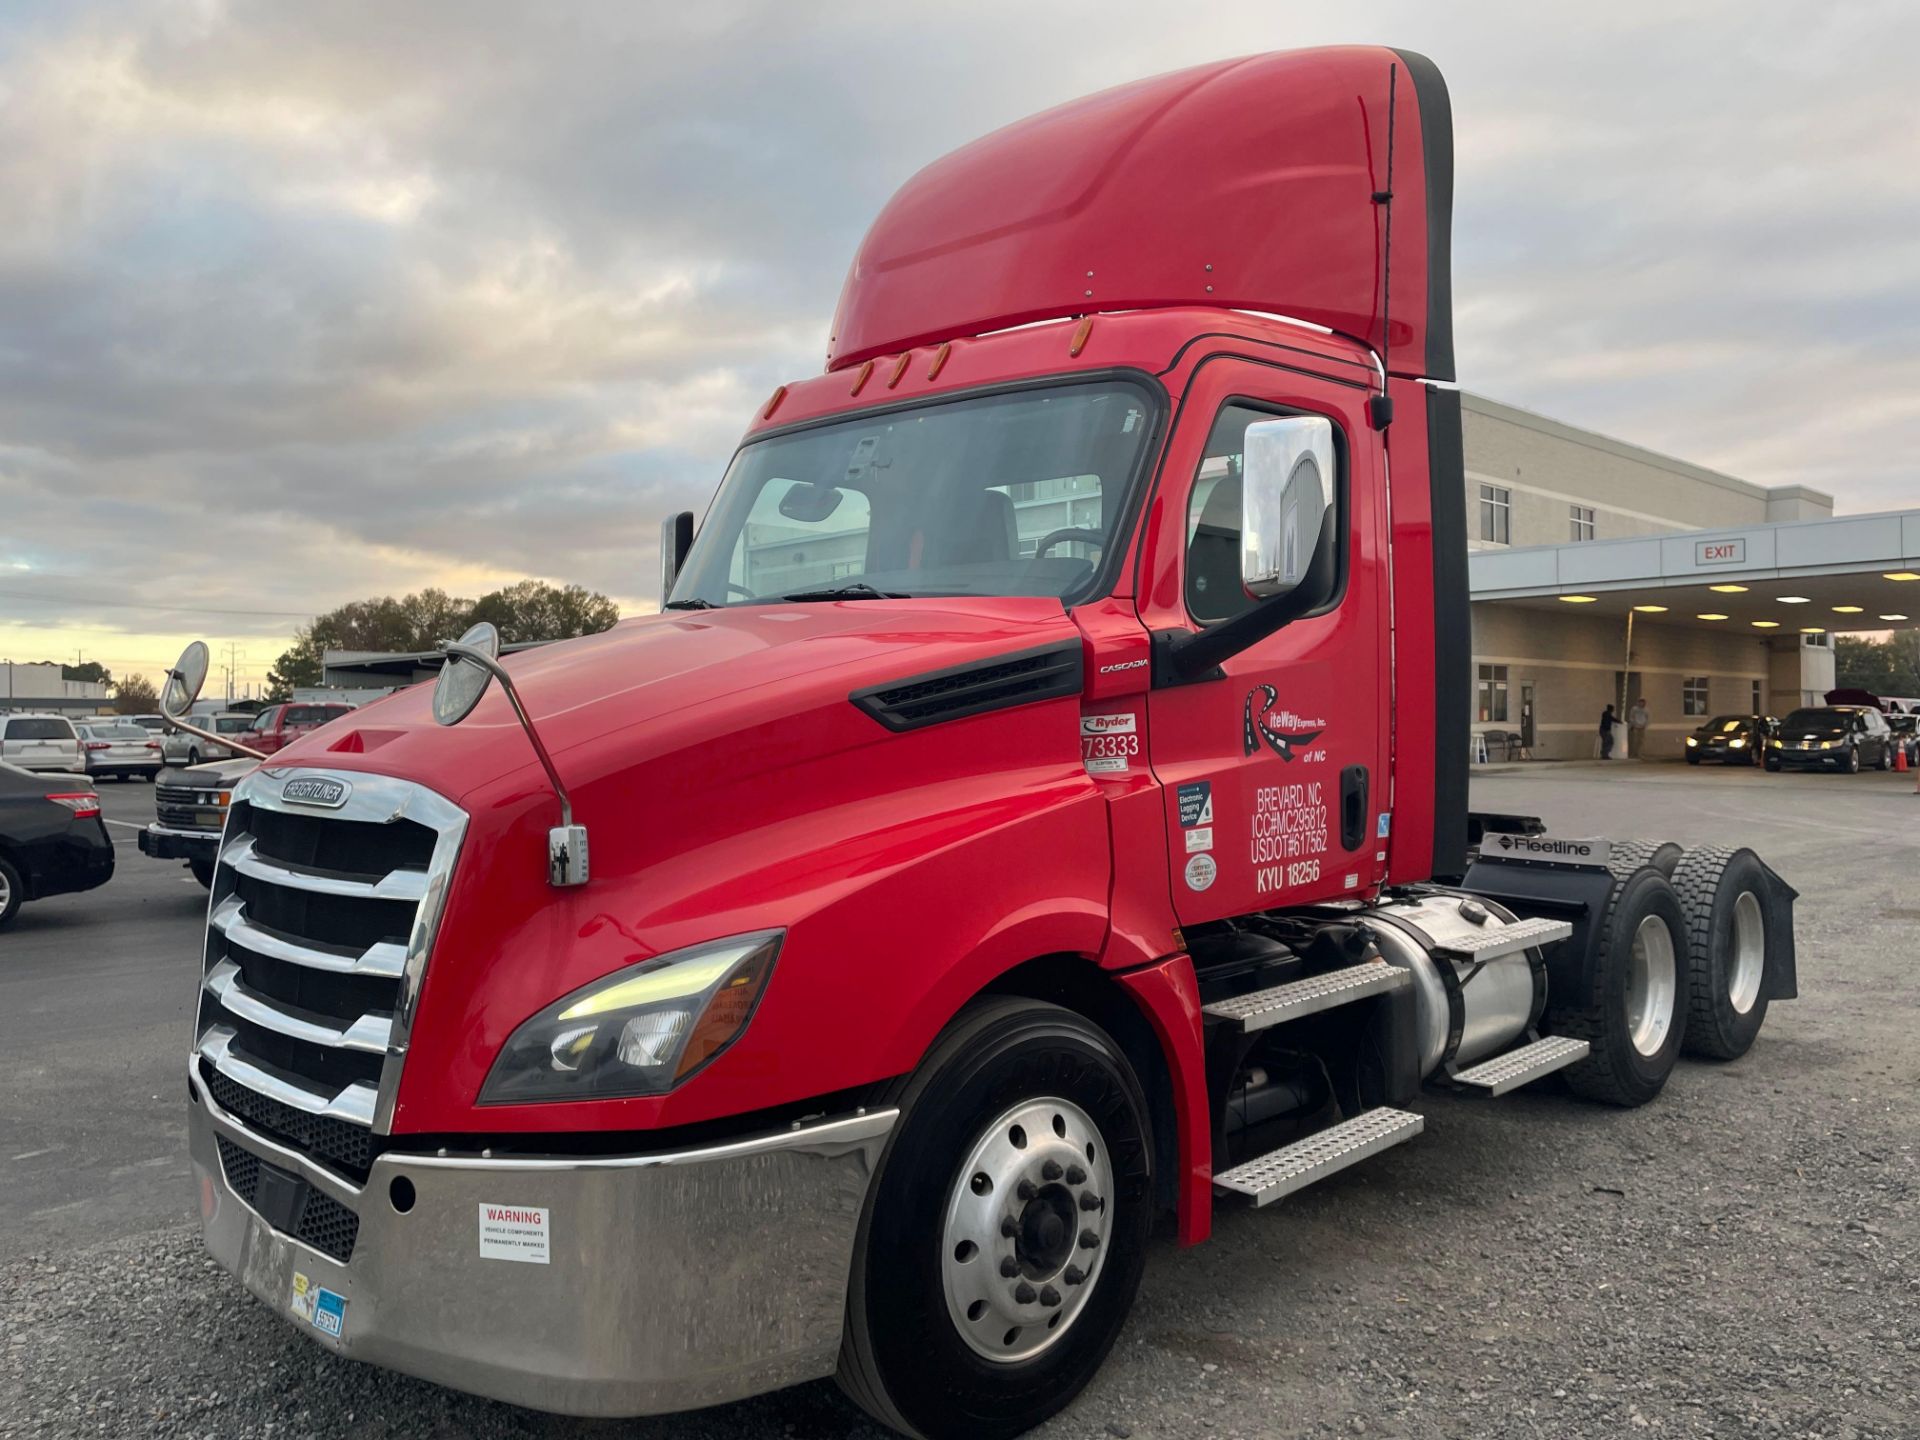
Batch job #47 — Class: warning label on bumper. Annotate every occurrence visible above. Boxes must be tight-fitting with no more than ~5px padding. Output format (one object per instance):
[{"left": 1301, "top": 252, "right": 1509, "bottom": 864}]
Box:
[{"left": 479, "top": 1203, "right": 551, "bottom": 1264}]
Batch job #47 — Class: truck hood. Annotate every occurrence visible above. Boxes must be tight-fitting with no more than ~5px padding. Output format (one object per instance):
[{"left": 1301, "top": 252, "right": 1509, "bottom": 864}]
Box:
[{"left": 272, "top": 597, "right": 1083, "bottom": 804}]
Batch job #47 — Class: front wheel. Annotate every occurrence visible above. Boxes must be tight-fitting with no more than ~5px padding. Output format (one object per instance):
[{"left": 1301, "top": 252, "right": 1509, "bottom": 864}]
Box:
[
  {"left": 188, "top": 858, "right": 216, "bottom": 889},
  {"left": 1845, "top": 746, "right": 1861, "bottom": 774},
  {"left": 838, "top": 998, "right": 1153, "bottom": 1440},
  {"left": 0, "top": 855, "right": 21, "bottom": 926},
  {"left": 187, "top": 747, "right": 201, "bottom": 767}
]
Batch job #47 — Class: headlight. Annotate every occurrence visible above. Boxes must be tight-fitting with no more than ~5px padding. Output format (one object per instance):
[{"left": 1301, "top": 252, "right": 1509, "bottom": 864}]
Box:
[
  {"left": 1770, "top": 738, "right": 1783, "bottom": 748},
  {"left": 1685, "top": 737, "right": 1698, "bottom": 747},
  {"left": 1820, "top": 740, "right": 1833, "bottom": 750},
  {"left": 1729, "top": 738, "right": 1746, "bottom": 749},
  {"left": 480, "top": 931, "right": 780, "bottom": 1103}
]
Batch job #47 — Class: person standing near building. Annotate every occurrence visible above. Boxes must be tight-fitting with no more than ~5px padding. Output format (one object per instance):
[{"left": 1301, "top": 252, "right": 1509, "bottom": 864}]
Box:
[
  {"left": 1599, "top": 703, "right": 1618, "bottom": 759},
  {"left": 1628, "top": 696, "right": 1650, "bottom": 759}
]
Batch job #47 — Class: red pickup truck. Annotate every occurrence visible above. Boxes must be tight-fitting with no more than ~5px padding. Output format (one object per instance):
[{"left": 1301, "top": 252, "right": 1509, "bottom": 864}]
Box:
[
  {"left": 241, "top": 700, "right": 355, "bottom": 755},
  {"left": 178, "top": 46, "right": 1797, "bottom": 1439}
]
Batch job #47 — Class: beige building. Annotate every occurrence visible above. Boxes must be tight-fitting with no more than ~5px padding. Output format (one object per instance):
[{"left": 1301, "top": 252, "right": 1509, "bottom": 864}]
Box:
[{"left": 1460, "top": 394, "right": 1875, "bottom": 762}]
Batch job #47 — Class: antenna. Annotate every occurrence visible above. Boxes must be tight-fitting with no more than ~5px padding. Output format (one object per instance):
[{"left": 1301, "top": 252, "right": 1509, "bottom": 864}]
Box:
[{"left": 1368, "top": 61, "right": 1398, "bottom": 432}]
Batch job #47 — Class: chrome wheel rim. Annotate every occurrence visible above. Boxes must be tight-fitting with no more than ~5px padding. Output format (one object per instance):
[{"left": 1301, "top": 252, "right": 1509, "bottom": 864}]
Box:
[
  {"left": 941, "top": 1096, "right": 1114, "bottom": 1363},
  {"left": 1728, "top": 890, "right": 1765, "bottom": 1015},
  {"left": 1626, "top": 914, "right": 1678, "bottom": 1057},
  {"left": 0, "top": 867, "right": 10, "bottom": 913}
]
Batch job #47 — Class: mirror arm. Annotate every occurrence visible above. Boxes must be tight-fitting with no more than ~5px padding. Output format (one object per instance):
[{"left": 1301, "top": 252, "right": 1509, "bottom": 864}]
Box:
[
  {"left": 1159, "top": 538, "right": 1338, "bottom": 685},
  {"left": 161, "top": 670, "right": 272, "bottom": 762},
  {"left": 441, "top": 643, "right": 574, "bottom": 829}
]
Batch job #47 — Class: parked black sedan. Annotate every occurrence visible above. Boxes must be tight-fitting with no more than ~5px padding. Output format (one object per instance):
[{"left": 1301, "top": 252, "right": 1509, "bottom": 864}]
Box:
[
  {"left": 1685, "top": 713, "right": 1774, "bottom": 765},
  {"left": 1766, "top": 705, "right": 1895, "bottom": 773},
  {"left": 0, "top": 760, "right": 115, "bottom": 925}
]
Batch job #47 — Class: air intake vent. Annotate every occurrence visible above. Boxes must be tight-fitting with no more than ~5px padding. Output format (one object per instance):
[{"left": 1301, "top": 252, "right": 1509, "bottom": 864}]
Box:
[{"left": 851, "top": 640, "right": 1083, "bottom": 732}]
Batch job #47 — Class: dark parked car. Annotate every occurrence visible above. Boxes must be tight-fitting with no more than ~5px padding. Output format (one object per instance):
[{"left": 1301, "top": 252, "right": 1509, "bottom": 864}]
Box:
[
  {"left": 1767, "top": 705, "right": 1894, "bottom": 773},
  {"left": 0, "top": 761, "right": 114, "bottom": 925},
  {"left": 139, "top": 756, "right": 252, "bottom": 888},
  {"left": 1684, "top": 713, "right": 1774, "bottom": 765}
]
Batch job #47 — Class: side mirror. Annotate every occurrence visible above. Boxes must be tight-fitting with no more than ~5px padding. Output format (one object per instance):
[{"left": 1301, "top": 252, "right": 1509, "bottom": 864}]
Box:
[
  {"left": 1241, "top": 416, "right": 1336, "bottom": 600},
  {"left": 660, "top": 511, "right": 695, "bottom": 605},
  {"left": 433, "top": 622, "right": 501, "bottom": 726},
  {"left": 1161, "top": 415, "right": 1341, "bottom": 685}
]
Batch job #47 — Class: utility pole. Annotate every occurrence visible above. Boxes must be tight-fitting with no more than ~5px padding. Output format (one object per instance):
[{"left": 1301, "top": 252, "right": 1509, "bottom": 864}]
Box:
[{"left": 221, "top": 643, "right": 246, "bottom": 706}]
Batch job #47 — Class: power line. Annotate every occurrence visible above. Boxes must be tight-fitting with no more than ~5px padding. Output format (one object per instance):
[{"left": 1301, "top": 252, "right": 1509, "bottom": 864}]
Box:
[{"left": 0, "top": 587, "right": 314, "bottom": 619}]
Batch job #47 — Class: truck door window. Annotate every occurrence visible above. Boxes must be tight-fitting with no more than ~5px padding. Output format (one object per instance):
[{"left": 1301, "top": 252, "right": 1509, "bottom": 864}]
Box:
[
  {"left": 1184, "top": 402, "right": 1345, "bottom": 625},
  {"left": 672, "top": 380, "right": 1157, "bottom": 608}
]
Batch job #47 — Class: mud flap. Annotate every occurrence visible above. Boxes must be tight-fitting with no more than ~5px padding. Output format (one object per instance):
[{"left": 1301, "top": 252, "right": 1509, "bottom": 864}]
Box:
[{"left": 1756, "top": 860, "right": 1799, "bottom": 1001}]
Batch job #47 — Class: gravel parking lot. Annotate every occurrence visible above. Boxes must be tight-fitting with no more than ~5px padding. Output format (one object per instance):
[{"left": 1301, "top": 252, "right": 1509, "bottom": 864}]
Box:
[{"left": 3, "top": 763, "right": 1915, "bottom": 1439}]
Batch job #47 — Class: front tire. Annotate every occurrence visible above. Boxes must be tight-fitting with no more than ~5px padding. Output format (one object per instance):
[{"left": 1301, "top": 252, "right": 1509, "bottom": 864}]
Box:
[
  {"left": 1554, "top": 868, "right": 1689, "bottom": 1107},
  {"left": 0, "top": 855, "right": 21, "bottom": 926},
  {"left": 839, "top": 998, "right": 1152, "bottom": 1440},
  {"left": 1845, "top": 746, "right": 1861, "bottom": 774}
]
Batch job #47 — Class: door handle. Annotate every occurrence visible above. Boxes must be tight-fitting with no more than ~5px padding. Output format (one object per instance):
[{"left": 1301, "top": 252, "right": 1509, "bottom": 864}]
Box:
[{"left": 1340, "top": 765, "right": 1369, "bottom": 852}]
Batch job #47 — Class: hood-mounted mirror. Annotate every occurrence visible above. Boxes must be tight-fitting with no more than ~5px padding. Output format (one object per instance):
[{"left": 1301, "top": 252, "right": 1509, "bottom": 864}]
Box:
[
  {"left": 434, "top": 623, "right": 589, "bottom": 888},
  {"left": 162, "top": 641, "right": 270, "bottom": 762}
]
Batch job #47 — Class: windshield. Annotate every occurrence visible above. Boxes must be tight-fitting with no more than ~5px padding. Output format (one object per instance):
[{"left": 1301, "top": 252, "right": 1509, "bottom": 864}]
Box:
[
  {"left": 1783, "top": 708, "right": 1850, "bottom": 730},
  {"left": 1704, "top": 716, "right": 1749, "bottom": 733},
  {"left": 670, "top": 381, "right": 1156, "bottom": 608}
]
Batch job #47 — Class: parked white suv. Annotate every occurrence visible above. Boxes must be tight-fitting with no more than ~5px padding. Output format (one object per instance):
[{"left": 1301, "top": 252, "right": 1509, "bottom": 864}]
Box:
[
  {"left": 161, "top": 712, "right": 255, "bottom": 767},
  {"left": 0, "top": 714, "right": 83, "bottom": 773}
]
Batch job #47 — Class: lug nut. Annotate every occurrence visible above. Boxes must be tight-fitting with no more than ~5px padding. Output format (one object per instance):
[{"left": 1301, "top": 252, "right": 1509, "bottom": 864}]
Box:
[
  {"left": 1065, "top": 1164, "right": 1087, "bottom": 1185},
  {"left": 1040, "top": 1285, "right": 1062, "bottom": 1308},
  {"left": 1016, "top": 1179, "right": 1038, "bottom": 1201},
  {"left": 1065, "top": 1265, "right": 1087, "bottom": 1286},
  {"left": 999, "top": 1256, "right": 1019, "bottom": 1278},
  {"left": 1079, "top": 1191, "right": 1103, "bottom": 1212},
  {"left": 1079, "top": 1229, "right": 1100, "bottom": 1250},
  {"left": 1014, "top": 1281, "right": 1036, "bottom": 1304},
  {"left": 1000, "top": 1216, "right": 1019, "bottom": 1238},
  {"left": 1041, "top": 1159, "right": 1063, "bottom": 1181}
]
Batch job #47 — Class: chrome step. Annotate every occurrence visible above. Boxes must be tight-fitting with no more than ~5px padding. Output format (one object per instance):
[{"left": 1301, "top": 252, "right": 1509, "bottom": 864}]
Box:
[
  {"left": 1430, "top": 915, "right": 1572, "bottom": 963},
  {"left": 1449, "top": 1035, "right": 1590, "bottom": 1095},
  {"left": 1203, "top": 961, "right": 1410, "bottom": 1032},
  {"left": 1213, "top": 1107, "right": 1424, "bottom": 1206}
]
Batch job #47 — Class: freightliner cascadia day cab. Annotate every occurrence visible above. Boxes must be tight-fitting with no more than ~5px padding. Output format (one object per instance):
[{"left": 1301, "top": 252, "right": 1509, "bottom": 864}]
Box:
[{"left": 173, "top": 47, "right": 1799, "bottom": 1439}]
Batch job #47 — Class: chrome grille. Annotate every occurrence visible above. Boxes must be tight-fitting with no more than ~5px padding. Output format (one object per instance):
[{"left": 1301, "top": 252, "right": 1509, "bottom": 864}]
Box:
[
  {"left": 193, "top": 767, "right": 466, "bottom": 1174},
  {"left": 155, "top": 780, "right": 231, "bottom": 832}
]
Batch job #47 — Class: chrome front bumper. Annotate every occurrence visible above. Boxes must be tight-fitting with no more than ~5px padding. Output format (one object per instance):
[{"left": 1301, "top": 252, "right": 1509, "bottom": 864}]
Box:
[{"left": 187, "top": 1065, "right": 896, "bottom": 1417}]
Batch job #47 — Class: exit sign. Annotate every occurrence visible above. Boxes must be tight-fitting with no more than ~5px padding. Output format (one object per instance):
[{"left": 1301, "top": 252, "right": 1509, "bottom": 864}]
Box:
[{"left": 1695, "top": 538, "right": 1747, "bottom": 565}]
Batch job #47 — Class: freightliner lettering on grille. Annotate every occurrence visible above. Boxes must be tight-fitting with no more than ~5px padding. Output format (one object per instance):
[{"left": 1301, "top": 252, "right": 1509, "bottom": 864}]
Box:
[{"left": 192, "top": 768, "right": 467, "bottom": 1251}]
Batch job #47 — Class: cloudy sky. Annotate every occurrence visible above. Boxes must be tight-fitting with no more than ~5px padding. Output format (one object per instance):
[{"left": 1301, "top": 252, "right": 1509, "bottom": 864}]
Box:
[{"left": 2, "top": 1, "right": 1916, "bottom": 690}]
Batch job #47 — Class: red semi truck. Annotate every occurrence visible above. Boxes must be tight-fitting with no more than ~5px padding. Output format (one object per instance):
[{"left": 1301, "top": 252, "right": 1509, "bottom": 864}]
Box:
[{"left": 177, "top": 46, "right": 1798, "bottom": 1439}]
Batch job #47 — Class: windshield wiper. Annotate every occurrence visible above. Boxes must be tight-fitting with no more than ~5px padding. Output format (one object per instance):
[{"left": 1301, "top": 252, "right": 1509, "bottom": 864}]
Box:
[
  {"left": 663, "top": 598, "right": 716, "bottom": 610},
  {"left": 781, "top": 583, "right": 911, "bottom": 602}
]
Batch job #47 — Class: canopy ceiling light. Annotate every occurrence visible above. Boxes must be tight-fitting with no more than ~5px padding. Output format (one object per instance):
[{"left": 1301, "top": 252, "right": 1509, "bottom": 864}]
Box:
[
  {"left": 1558, "top": 595, "right": 1598, "bottom": 604},
  {"left": 1709, "top": 584, "right": 1749, "bottom": 593},
  {"left": 1697, "top": 613, "right": 1729, "bottom": 621}
]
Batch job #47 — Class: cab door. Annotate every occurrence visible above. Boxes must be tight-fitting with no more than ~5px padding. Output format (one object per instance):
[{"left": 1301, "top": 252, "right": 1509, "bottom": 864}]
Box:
[{"left": 1137, "top": 357, "right": 1390, "bottom": 924}]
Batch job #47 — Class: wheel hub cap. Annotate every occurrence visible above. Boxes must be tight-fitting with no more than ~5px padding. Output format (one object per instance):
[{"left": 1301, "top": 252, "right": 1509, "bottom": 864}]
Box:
[
  {"left": 941, "top": 1096, "right": 1115, "bottom": 1363},
  {"left": 1728, "top": 889, "right": 1765, "bottom": 1015},
  {"left": 1626, "top": 913, "right": 1678, "bottom": 1057}
]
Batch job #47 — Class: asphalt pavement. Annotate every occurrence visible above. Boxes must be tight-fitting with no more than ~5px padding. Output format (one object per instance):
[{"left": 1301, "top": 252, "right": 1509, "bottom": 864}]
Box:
[
  {"left": 2, "top": 761, "right": 1916, "bottom": 1438},
  {"left": 0, "top": 778, "right": 207, "bottom": 1264}
]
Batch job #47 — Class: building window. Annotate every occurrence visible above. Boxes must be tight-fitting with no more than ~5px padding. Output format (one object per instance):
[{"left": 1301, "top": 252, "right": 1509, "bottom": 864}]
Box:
[
  {"left": 1569, "top": 505, "right": 1595, "bottom": 542},
  {"left": 1478, "top": 485, "right": 1511, "bottom": 545},
  {"left": 1802, "top": 631, "right": 1830, "bottom": 649},
  {"left": 1477, "top": 664, "right": 1510, "bottom": 723},
  {"left": 1683, "top": 676, "right": 1710, "bottom": 716}
]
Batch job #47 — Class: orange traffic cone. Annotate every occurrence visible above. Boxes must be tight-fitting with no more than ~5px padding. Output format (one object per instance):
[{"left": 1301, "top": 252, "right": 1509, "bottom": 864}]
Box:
[{"left": 1898, "top": 742, "right": 1910, "bottom": 774}]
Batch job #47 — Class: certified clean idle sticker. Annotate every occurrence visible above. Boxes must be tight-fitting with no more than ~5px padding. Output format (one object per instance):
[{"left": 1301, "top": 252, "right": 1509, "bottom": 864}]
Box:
[
  {"left": 478, "top": 1203, "right": 552, "bottom": 1264},
  {"left": 1184, "top": 853, "right": 1217, "bottom": 891}
]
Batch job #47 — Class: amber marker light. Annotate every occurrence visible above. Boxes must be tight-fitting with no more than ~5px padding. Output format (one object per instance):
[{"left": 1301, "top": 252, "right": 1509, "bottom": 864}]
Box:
[
  {"left": 1697, "top": 613, "right": 1729, "bottom": 621},
  {"left": 1709, "top": 584, "right": 1748, "bottom": 593},
  {"left": 850, "top": 359, "right": 874, "bottom": 395},
  {"left": 887, "top": 353, "right": 912, "bottom": 388},
  {"left": 761, "top": 385, "right": 787, "bottom": 419},
  {"left": 1558, "top": 595, "right": 1598, "bottom": 603},
  {"left": 927, "top": 342, "right": 951, "bottom": 381},
  {"left": 1070, "top": 316, "right": 1095, "bottom": 357}
]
